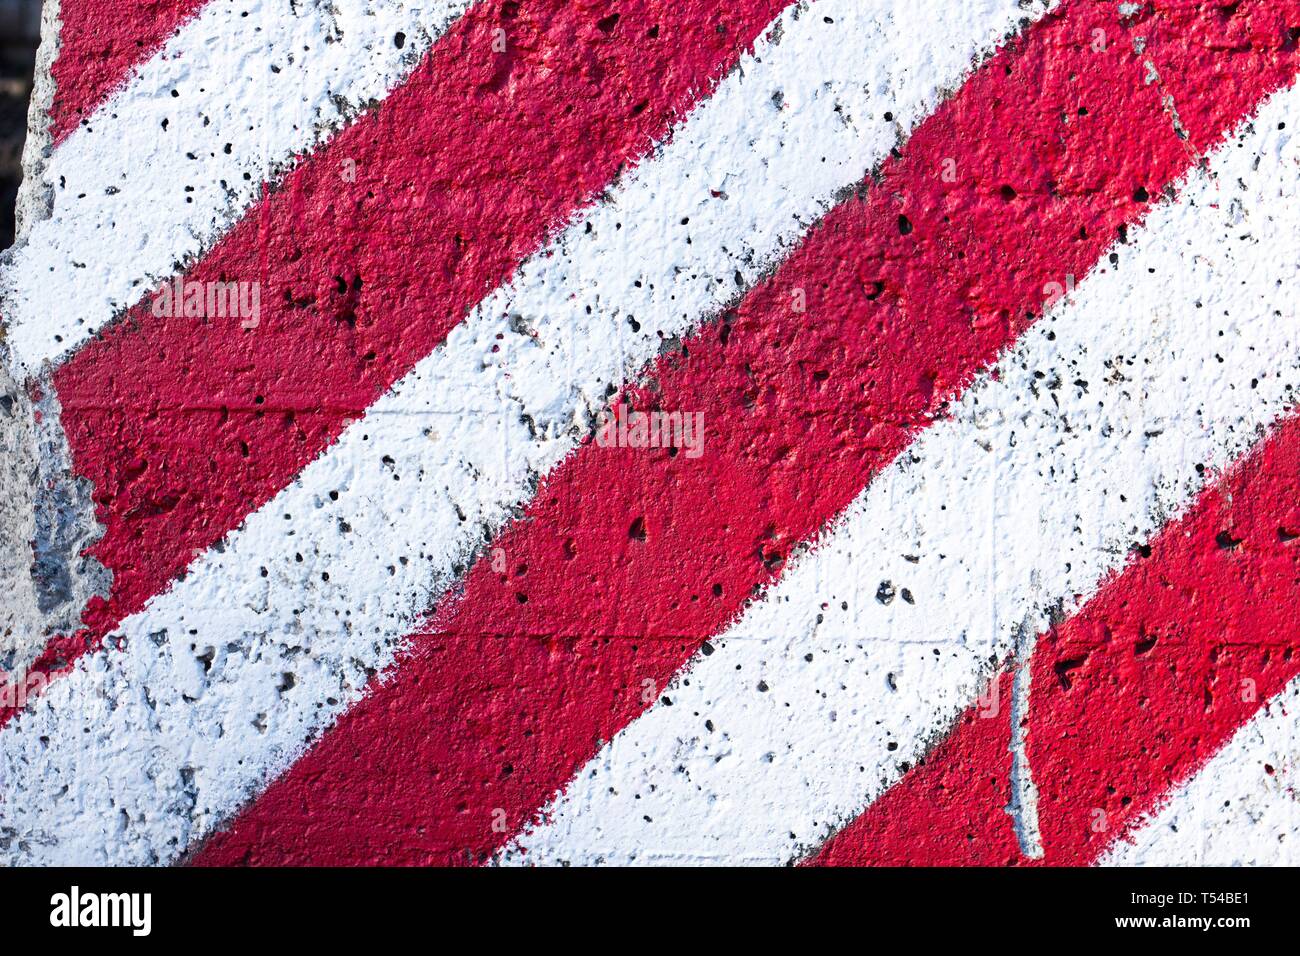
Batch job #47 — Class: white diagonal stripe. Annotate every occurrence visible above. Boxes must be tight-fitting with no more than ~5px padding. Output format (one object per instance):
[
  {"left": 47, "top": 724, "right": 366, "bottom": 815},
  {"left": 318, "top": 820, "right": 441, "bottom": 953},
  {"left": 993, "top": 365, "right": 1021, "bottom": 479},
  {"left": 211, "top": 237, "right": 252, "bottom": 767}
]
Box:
[
  {"left": 1, "top": 0, "right": 474, "bottom": 376},
  {"left": 0, "top": 0, "right": 1048, "bottom": 865},
  {"left": 500, "top": 83, "right": 1300, "bottom": 866}
]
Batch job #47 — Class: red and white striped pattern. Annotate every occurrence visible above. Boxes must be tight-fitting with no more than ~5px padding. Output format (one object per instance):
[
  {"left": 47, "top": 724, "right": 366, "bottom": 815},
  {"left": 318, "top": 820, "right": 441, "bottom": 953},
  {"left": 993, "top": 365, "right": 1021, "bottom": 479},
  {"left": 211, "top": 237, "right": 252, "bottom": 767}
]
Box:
[{"left": 3, "top": 0, "right": 1300, "bottom": 867}]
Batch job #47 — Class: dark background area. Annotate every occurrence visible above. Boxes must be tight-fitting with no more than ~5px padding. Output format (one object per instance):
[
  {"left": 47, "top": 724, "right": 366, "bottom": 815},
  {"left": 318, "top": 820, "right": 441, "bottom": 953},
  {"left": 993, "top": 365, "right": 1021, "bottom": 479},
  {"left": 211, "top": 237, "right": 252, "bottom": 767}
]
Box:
[{"left": 0, "top": 0, "right": 41, "bottom": 250}]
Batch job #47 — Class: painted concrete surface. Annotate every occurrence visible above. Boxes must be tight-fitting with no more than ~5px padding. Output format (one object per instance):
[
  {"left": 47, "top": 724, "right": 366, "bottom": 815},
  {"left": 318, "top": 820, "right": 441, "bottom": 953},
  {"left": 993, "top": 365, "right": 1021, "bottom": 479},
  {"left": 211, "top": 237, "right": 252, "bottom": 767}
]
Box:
[{"left": 2, "top": 0, "right": 1299, "bottom": 867}]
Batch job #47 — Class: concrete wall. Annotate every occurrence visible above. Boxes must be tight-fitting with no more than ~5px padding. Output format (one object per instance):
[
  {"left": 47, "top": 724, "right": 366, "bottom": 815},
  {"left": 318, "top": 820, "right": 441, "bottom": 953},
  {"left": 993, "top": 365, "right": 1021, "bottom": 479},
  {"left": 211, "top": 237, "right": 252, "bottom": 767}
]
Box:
[{"left": 2, "top": 0, "right": 1299, "bottom": 867}]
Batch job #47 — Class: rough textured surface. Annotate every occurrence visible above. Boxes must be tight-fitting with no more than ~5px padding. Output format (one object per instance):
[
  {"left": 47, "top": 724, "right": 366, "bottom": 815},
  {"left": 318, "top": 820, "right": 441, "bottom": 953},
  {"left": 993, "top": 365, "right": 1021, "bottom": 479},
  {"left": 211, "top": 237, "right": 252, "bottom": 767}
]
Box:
[
  {"left": 50, "top": 0, "right": 788, "bottom": 675},
  {"left": 0, "top": 364, "right": 42, "bottom": 666},
  {"left": 817, "top": 394, "right": 1300, "bottom": 867},
  {"left": 4, "top": 0, "right": 1300, "bottom": 867},
  {"left": 0, "top": 0, "right": 46, "bottom": 664},
  {"left": 5, "top": 0, "right": 1048, "bottom": 866},
  {"left": 201, "top": 0, "right": 1300, "bottom": 866},
  {"left": 8, "top": 0, "right": 49, "bottom": 242},
  {"left": 3, "top": 0, "right": 477, "bottom": 375},
  {"left": 503, "top": 86, "right": 1300, "bottom": 864},
  {"left": 0, "top": 0, "right": 109, "bottom": 674},
  {"left": 46, "top": 0, "right": 203, "bottom": 142}
]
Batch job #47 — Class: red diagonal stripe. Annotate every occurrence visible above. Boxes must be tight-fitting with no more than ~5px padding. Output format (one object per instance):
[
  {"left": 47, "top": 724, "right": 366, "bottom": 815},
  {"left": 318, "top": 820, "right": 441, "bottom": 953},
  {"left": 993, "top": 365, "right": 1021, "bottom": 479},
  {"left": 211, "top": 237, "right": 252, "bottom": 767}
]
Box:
[
  {"left": 808, "top": 410, "right": 1300, "bottom": 866},
  {"left": 49, "top": 0, "right": 208, "bottom": 143},
  {"left": 193, "top": 0, "right": 1300, "bottom": 865},
  {"left": 30, "top": 0, "right": 783, "bottom": 686}
]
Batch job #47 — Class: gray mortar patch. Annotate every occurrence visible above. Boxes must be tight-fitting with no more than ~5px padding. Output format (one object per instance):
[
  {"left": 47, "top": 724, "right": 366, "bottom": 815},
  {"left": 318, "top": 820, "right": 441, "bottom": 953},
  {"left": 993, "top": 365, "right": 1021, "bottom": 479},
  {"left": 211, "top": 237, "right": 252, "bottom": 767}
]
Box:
[
  {"left": 28, "top": 377, "right": 110, "bottom": 632},
  {"left": 0, "top": 371, "right": 110, "bottom": 678},
  {"left": 0, "top": 363, "right": 41, "bottom": 666},
  {"left": 0, "top": 0, "right": 110, "bottom": 672}
]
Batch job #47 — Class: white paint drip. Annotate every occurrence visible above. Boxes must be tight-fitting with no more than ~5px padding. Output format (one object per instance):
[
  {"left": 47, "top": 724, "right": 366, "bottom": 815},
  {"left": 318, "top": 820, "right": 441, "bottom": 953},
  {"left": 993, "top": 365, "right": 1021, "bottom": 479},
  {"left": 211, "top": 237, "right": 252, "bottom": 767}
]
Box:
[
  {"left": 1100, "top": 680, "right": 1300, "bottom": 866},
  {"left": 0, "top": 0, "right": 475, "bottom": 377},
  {"left": 499, "top": 86, "right": 1300, "bottom": 866},
  {"left": 1007, "top": 618, "right": 1044, "bottom": 859},
  {"left": 0, "top": 0, "right": 1049, "bottom": 865}
]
